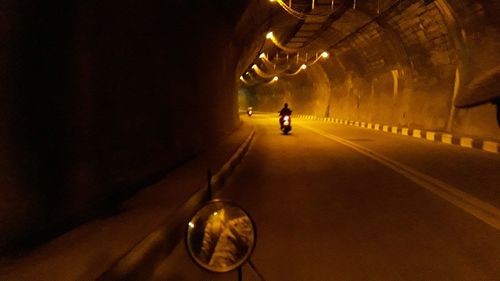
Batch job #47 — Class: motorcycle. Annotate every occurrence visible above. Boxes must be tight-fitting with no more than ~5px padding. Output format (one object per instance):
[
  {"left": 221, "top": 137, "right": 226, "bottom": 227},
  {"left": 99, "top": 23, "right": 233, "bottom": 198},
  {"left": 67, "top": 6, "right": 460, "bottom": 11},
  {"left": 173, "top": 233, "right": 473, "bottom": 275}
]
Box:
[
  {"left": 280, "top": 115, "right": 292, "bottom": 134},
  {"left": 186, "top": 200, "right": 265, "bottom": 281},
  {"left": 247, "top": 107, "right": 253, "bottom": 116}
]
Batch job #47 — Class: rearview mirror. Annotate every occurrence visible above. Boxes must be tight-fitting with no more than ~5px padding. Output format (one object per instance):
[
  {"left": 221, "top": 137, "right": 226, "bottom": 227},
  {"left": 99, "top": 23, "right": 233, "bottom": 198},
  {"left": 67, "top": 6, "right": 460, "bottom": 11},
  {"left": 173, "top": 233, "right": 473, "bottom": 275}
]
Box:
[{"left": 186, "top": 200, "right": 256, "bottom": 273}]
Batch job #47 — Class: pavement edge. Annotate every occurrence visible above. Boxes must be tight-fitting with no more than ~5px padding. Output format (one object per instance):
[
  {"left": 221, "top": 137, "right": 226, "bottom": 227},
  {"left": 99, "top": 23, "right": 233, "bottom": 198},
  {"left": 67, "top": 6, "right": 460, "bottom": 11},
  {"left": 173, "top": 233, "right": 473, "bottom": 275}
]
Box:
[{"left": 97, "top": 128, "right": 256, "bottom": 281}]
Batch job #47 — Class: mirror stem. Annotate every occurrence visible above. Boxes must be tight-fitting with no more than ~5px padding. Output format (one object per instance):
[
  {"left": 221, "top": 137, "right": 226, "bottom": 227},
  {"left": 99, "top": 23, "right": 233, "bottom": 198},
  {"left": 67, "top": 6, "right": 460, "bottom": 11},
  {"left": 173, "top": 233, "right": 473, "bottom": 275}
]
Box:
[
  {"left": 238, "top": 267, "right": 243, "bottom": 281},
  {"left": 248, "top": 259, "right": 267, "bottom": 281},
  {"left": 495, "top": 99, "right": 500, "bottom": 128},
  {"left": 207, "top": 169, "right": 213, "bottom": 200}
]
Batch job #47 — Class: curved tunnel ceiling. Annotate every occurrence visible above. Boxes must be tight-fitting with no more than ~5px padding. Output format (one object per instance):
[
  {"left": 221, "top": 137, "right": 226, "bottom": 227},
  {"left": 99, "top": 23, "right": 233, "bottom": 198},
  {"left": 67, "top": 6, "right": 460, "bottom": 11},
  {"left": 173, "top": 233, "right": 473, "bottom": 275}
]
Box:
[{"left": 239, "top": 0, "right": 500, "bottom": 110}]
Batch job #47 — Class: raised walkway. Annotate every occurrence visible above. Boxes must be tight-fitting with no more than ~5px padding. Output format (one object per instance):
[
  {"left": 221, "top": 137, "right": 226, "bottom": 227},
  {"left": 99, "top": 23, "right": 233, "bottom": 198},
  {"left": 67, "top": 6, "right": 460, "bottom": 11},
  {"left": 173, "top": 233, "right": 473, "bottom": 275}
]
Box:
[{"left": 0, "top": 120, "right": 255, "bottom": 281}]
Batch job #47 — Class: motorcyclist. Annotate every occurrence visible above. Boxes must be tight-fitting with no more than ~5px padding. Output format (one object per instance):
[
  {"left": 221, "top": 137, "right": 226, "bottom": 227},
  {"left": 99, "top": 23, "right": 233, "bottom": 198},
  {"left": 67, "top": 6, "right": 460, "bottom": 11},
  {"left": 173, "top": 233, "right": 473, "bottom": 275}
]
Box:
[
  {"left": 278, "top": 103, "right": 292, "bottom": 129},
  {"left": 279, "top": 103, "right": 292, "bottom": 117}
]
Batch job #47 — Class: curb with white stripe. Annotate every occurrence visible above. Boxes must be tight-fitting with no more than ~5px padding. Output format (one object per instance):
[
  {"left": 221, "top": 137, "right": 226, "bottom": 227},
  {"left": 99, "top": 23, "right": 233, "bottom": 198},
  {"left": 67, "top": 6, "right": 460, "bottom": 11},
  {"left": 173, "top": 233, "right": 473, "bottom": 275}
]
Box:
[{"left": 296, "top": 115, "right": 500, "bottom": 154}]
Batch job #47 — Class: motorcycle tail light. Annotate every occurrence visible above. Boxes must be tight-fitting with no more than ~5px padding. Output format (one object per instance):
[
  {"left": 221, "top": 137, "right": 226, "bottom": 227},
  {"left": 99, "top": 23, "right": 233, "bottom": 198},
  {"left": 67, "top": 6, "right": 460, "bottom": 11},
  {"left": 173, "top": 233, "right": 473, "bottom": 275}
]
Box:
[{"left": 284, "top": 116, "right": 290, "bottom": 121}]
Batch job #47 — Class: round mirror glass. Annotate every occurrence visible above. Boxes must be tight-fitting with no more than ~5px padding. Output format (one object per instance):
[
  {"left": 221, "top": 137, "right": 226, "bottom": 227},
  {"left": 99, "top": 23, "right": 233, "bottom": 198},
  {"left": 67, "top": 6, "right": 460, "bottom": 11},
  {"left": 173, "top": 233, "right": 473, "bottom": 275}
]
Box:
[{"left": 186, "top": 200, "right": 256, "bottom": 273}]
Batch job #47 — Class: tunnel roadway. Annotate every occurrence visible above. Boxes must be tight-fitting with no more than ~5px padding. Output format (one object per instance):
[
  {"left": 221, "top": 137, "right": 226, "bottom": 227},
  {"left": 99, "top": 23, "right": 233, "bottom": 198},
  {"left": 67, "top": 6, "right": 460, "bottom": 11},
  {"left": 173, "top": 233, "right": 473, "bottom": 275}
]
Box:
[{"left": 154, "top": 113, "right": 500, "bottom": 281}]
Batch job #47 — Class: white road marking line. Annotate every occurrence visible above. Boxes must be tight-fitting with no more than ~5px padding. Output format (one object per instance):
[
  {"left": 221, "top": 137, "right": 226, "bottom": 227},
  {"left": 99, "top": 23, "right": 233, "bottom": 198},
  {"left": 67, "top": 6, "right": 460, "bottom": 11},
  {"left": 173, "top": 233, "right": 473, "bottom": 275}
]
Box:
[{"left": 299, "top": 124, "right": 500, "bottom": 231}]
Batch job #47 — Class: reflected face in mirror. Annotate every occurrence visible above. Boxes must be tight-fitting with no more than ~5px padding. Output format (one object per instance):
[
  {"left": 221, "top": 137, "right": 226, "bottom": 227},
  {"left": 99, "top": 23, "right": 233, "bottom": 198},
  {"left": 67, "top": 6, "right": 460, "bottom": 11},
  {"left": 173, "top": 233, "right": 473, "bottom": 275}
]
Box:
[{"left": 186, "top": 201, "right": 256, "bottom": 273}]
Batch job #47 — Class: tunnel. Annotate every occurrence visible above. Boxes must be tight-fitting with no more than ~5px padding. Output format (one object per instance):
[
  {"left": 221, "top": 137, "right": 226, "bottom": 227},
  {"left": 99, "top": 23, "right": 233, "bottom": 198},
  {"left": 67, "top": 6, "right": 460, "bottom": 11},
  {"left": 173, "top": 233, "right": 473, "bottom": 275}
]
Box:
[{"left": 0, "top": 0, "right": 499, "bottom": 280}]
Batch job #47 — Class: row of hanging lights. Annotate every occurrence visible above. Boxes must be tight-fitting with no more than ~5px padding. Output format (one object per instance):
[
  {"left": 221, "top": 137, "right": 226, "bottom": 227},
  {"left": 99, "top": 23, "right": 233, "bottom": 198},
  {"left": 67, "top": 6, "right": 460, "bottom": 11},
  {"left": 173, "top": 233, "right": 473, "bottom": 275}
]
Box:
[
  {"left": 240, "top": 31, "right": 330, "bottom": 86},
  {"left": 240, "top": 0, "right": 339, "bottom": 85}
]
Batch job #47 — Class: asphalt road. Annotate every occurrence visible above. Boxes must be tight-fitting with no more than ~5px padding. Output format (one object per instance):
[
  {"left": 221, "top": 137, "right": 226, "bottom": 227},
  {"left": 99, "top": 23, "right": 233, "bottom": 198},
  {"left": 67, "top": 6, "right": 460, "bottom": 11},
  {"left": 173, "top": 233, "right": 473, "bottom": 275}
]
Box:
[{"left": 154, "top": 113, "right": 500, "bottom": 281}]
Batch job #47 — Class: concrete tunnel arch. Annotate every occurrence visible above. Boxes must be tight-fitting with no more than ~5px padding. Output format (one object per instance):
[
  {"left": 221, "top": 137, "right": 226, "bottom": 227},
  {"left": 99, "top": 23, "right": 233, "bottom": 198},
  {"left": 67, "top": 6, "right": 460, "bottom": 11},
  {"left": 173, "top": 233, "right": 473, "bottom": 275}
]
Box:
[
  {"left": 241, "top": 0, "right": 500, "bottom": 140},
  {"left": 0, "top": 0, "right": 499, "bottom": 252}
]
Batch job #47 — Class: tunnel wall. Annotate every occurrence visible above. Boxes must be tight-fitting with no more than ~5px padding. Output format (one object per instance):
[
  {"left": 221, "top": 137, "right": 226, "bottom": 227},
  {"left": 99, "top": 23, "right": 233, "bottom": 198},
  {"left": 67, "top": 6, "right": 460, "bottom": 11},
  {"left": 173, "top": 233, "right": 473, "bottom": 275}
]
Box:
[
  {"left": 0, "top": 0, "right": 268, "bottom": 251},
  {"left": 249, "top": 0, "right": 500, "bottom": 140}
]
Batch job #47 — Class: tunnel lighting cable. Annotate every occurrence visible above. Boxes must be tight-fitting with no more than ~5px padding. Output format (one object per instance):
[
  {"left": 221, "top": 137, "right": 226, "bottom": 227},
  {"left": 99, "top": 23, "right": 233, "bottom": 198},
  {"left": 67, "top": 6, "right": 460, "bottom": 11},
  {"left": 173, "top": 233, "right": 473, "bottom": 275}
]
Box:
[
  {"left": 272, "top": 0, "right": 306, "bottom": 19},
  {"left": 264, "top": 54, "right": 296, "bottom": 72},
  {"left": 282, "top": 64, "right": 307, "bottom": 76},
  {"left": 305, "top": 51, "right": 330, "bottom": 66},
  {"left": 252, "top": 64, "right": 278, "bottom": 78},
  {"left": 258, "top": 75, "right": 278, "bottom": 85},
  {"left": 246, "top": 41, "right": 329, "bottom": 84},
  {"left": 265, "top": 76, "right": 279, "bottom": 84},
  {"left": 239, "top": 75, "right": 252, "bottom": 85},
  {"left": 244, "top": 68, "right": 281, "bottom": 85},
  {"left": 254, "top": 52, "right": 296, "bottom": 79},
  {"left": 269, "top": 51, "right": 296, "bottom": 64},
  {"left": 252, "top": 60, "right": 307, "bottom": 81},
  {"left": 299, "top": 124, "right": 500, "bottom": 231},
  {"left": 271, "top": 0, "right": 335, "bottom": 19},
  {"left": 245, "top": 50, "right": 329, "bottom": 84},
  {"left": 251, "top": 64, "right": 289, "bottom": 80},
  {"left": 266, "top": 32, "right": 299, "bottom": 53},
  {"left": 241, "top": 72, "right": 259, "bottom": 86},
  {"left": 259, "top": 53, "right": 280, "bottom": 70}
]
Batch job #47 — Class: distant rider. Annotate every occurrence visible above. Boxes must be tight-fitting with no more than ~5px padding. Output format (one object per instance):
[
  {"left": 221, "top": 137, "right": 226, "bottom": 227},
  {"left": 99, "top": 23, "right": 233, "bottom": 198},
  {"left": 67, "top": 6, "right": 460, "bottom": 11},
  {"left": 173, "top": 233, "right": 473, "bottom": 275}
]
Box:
[
  {"left": 279, "top": 103, "right": 292, "bottom": 117},
  {"left": 278, "top": 103, "right": 292, "bottom": 129}
]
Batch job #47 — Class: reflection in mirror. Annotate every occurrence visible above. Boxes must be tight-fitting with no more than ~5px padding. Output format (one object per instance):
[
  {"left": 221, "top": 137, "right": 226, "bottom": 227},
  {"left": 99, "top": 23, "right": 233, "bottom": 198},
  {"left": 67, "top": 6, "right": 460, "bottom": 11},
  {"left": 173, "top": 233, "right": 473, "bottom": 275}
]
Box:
[{"left": 186, "top": 201, "right": 255, "bottom": 273}]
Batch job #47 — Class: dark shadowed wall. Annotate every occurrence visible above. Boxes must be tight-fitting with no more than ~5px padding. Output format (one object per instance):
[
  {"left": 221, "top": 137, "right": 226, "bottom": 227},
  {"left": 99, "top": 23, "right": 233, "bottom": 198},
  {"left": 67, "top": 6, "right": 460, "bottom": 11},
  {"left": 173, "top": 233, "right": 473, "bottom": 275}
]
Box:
[{"left": 0, "top": 0, "right": 269, "bottom": 251}]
